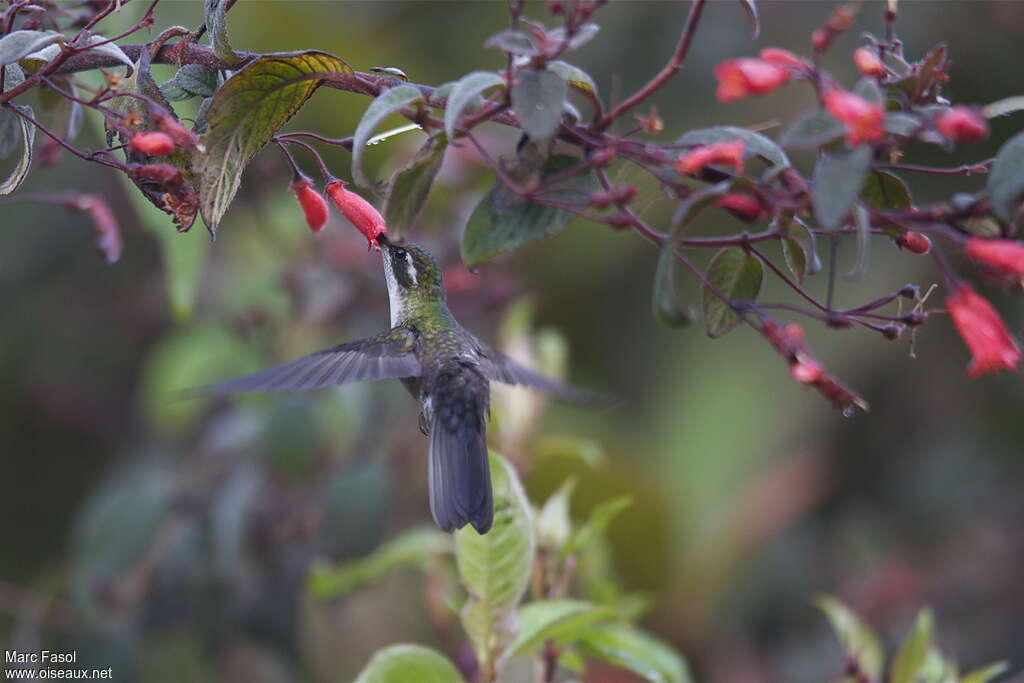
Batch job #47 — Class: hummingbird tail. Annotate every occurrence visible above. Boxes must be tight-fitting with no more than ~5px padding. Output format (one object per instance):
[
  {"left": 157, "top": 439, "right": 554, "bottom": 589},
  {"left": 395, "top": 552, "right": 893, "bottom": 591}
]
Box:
[{"left": 427, "top": 364, "right": 493, "bottom": 534}]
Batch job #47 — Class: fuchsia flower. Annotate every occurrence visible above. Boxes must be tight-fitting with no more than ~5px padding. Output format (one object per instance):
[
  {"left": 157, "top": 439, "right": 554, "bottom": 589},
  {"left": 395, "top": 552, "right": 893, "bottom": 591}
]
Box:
[
  {"left": 853, "top": 47, "right": 885, "bottom": 76},
  {"left": 946, "top": 284, "right": 1021, "bottom": 378},
  {"left": 674, "top": 140, "right": 745, "bottom": 175},
  {"left": 130, "top": 131, "right": 175, "bottom": 156},
  {"left": 713, "top": 58, "right": 790, "bottom": 102},
  {"left": 325, "top": 179, "right": 388, "bottom": 248},
  {"left": 823, "top": 89, "right": 885, "bottom": 146},
  {"left": 290, "top": 178, "right": 329, "bottom": 233},
  {"left": 965, "top": 238, "right": 1024, "bottom": 280},
  {"left": 935, "top": 107, "right": 989, "bottom": 143}
]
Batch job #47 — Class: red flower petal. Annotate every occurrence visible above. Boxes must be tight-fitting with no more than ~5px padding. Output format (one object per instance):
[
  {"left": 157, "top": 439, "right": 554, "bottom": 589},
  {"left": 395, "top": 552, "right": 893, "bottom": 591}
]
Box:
[
  {"left": 823, "top": 89, "right": 885, "bottom": 146},
  {"left": 935, "top": 106, "right": 989, "bottom": 143},
  {"left": 853, "top": 47, "right": 884, "bottom": 76},
  {"left": 130, "top": 131, "right": 175, "bottom": 156},
  {"left": 714, "top": 59, "right": 789, "bottom": 102},
  {"left": 965, "top": 238, "right": 1024, "bottom": 279},
  {"left": 291, "top": 179, "right": 330, "bottom": 233},
  {"left": 947, "top": 283, "right": 1021, "bottom": 378},
  {"left": 325, "top": 179, "right": 387, "bottom": 248}
]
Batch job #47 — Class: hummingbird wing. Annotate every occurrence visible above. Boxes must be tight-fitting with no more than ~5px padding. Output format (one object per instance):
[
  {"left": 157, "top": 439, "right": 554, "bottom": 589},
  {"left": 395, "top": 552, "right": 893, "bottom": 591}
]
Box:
[
  {"left": 199, "top": 329, "right": 420, "bottom": 395},
  {"left": 475, "top": 345, "right": 613, "bottom": 407}
]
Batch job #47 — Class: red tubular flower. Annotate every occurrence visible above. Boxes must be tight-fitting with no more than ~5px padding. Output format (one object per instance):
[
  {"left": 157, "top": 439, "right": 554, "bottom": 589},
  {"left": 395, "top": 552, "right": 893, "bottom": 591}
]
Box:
[
  {"left": 130, "top": 131, "right": 175, "bottom": 156},
  {"left": 759, "top": 47, "right": 806, "bottom": 71},
  {"left": 897, "top": 232, "right": 932, "bottom": 255},
  {"left": 715, "top": 192, "right": 763, "bottom": 220},
  {"left": 675, "top": 140, "right": 745, "bottom": 175},
  {"left": 153, "top": 111, "right": 200, "bottom": 149},
  {"left": 935, "top": 106, "right": 989, "bottom": 143},
  {"left": 853, "top": 47, "right": 884, "bottom": 76},
  {"left": 965, "top": 238, "right": 1024, "bottom": 279},
  {"left": 325, "top": 179, "right": 387, "bottom": 248},
  {"left": 946, "top": 283, "right": 1021, "bottom": 378},
  {"left": 290, "top": 178, "right": 329, "bottom": 233},
  {"left": 823, "top": 89, "right": 885, "bottom": 146},
  {"left": 713, "top": 59, "right": 790, "bottom": 102}
]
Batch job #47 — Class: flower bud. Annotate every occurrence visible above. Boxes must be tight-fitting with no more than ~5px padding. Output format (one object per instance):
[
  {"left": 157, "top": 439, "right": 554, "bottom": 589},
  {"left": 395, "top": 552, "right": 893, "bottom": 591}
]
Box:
[
  {"left": 823, "top": 89, "right": 885, "bottom": 146},
  {"left": 935, "top": 106, "right": 989, "bottom": 143},
  {"left": 965, "top": 237, "right": 1024, "bottom": 279},
  {"left": 853, "top": 47, "right": 884, "bottom": 76},
  {"left": 153, "top": 111, "right": 200, "bottom": 149},
  {"left": 790, "top": 361, "right": 822, "bottom": 383},
  {"left": 715, "top": 192, "right": 763, "bottom": 221},
  {"left": 881, "top": 324, "right": 902, "bottom": 341},
  {"left": 291, "top": 178, "right": 330, "bottom": 233},
  {"left": 759, "top": 47, "right": 806, "bottom": 71},
  {"left": 325, "top": 179, "right": 387, "bottom": 248},
  {"left": 897, "top": 231, "right": 932, "bottom": 254},
  {"left": 589, "top": 147, "right": 616, "bottom": 168},
  {"left": 130, "top": 131, "right": 175, "bottom": 156},
  {"left": 811, "top": 28, "right": 829, "bottom": 52},
  {"left": 713, "top": 59, "right": 790, "bottom": 102}
]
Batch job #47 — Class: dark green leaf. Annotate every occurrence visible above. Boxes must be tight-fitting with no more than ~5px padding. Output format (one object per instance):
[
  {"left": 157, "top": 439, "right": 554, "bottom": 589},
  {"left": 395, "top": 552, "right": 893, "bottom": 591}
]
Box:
[
  {"left": 779, "top": 109, "right": 845, "bottom": 149},
  {"left": 161, "top": 64, "right": 218, "bottom": 101},
  {"left": 961, "top": 661, "right": 1010, "bottom": 683},
  {"left": 988, "top": 130, "right": 1024, "bottom": 223},
  {"left": 816, "top": 595, "right": 883, "bottom": 680},
  {"left": 576, "top": 623, "right": 693, "bottom": 683},
  {"left": 79, "top": 33, "right": 133, "bottom": 70},
  {"left": 780, "top": 221, "right": 819, "bottom": 284},
  {"left": 0, "top": 104, "right": 35, "bottom": 196},
  {"left": 382, "top": 135, "right": 447, "bottom": 238},
  {"left": 461, "top": 155, "right": 595, "bottom": 268},
  {"left": 503, "top": 601, "right": 616, "bottom": 660},
  {"left": 484, "top": 29, "right": 539, "bottom": 56},
  {"left": 701, "top": 247, "right": 763, "bottom": 338},
  {"left": 204, "top": 0, "right": 242, "bottom": 66},
  {"left": 884, "top": 112, "right": 922, "bottom": 137},
  {"left": 198, "top": 51, "right": 352, "bottom": 234},
  {"left": 652, "top": 182, "right": 729, "bottom": 327},
  {"left": 352, "top": 84, "right": 423, "bottom": 188},
  {"left": 890, "top": 609, "right": 934, "bottom": 683},
  {"left": 679, "top": 126, "right": 790, "bottom": 170},
  {"left": 444, "top": 70, "right": 505, "bottom": 141},
  {"left": 308, "top": 527, "right": 452, "bottom": 600},
  {"left": 739, "top": 0, "right": 761, "bottom": 38},
  {"left": 860, "top": 170, "right": 912, "bottom": 210},
  {"left": 355, "top": 644, "right": 464, "bottom": 683},
  {"left": 812, "top": 145, "right": 872, "bottom": 230},
  {"left": 512, "top": 68, "right": 567, "bottom": 142},
  {"left": 0, "top": 30, "right": 62, "bottom": 66}
]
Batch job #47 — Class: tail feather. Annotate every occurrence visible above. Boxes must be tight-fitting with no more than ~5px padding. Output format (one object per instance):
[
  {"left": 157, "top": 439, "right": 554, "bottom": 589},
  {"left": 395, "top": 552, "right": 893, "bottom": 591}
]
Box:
[{"left": 427, "top": 364, "right": 492, "bottom": 534}]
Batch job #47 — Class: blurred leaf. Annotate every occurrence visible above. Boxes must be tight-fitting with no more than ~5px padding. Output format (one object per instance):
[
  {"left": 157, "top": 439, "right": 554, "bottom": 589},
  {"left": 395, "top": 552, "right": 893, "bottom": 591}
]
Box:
[
  {"left": 563, "top": 495, "right": 632, "bottom": 558},
  {"left": 812, "top": 146, "right": 872, "bottom": 230},
  {"left": 861, "top": 170, "right": 912, "bottom": 210},
  {"left": 262, "top": 396, "right": 318, "bottom": 476},
  {"left": 738, "top": 0, "right": 761, "bottom": 38},
  {"left": 78, "top": 34, "right": 133, "bottom": 70},
  {"left": 461, "top": 155, "right": 596, "bottom": 268},
  {"left": 308, "top": 527, "right": 452, "bottom": 600},
  {"left": 576, "top": 623, "right": 693, "bottom": 683},
  {"left": 547, "top": 60, "right": 598, "bottom": 97},
  {"left": 444, "top": 71, "right": 504, "bottom": 141},
  {"left": 550, "top": 23, "right": 602, "bottom": 51},
  {"left": 352, "top": 84, "right": 423, "bottom": 188},
  {"left": 816, "top": 596, "right": 884, "bottom": 681},
  {"left": 780, "top": 221, "right": 819, "bottom": 284},
  {"left": 701, "top": 247, "right": 763, "bottom": 338},
  {"left": 503, "top": 600, "right": 616, "bottom": 660},
  {"left": 779, "top": 109, "right": 845, "bottom": 149},
  {"left": 199, "top": 51, "right": 352, "bottom": 234},
  {"left": 854, "top": 77, "right": 884, "bottom": 105},
  {"left": 890, "top": 609, "right": 934, "bottom": 683},
  {"left": 534, "top": 434, "right": 607, "bottom": 468},
  {"left": 456, "top": 453, "right": 535, "bottom": 671},
  {"left": 536, "top": 476, "right": 575, "bottom": 551},
  {"left": 845, "top": 204, "right": 871, "bottom": 281},
  {"left": 355, "top": 644, "right": 464, "bottom": 683},
  {"left": 652, "top": 182, "right": 729, "bottom": 327},
  {"left": 160, "top": 64, "right": 218, "bottom": 101},
  {"left": 885, "top": 112, "right": 922, "bottom": 137},
  {"left": 961, "top": 661, "right": 1009, "bottom": 683},
  {"left": 988, "top": 130, "right": 1024, "bottom": 223},
  {"left": 511, "top": 68, "right": 567, "bottom": 142},
  {"left": 484, "top": 30, "right": 538, "bottom": 56},
  {"left": 382, "top": 134, "right": 447, "bottom": 238},
  {"left": 210, "top": 465, "right": 260, "bottom": 582},
  {"left": 0, "top": 104, "right": 34, "bottom": 196},
  {"left": 204, "top": 0, "right": 242, "bottom": 66},
  {"left": 0, "top": 30, "right": 62, "bottom": 65},
  {"left": 678, "top": 126, "right": 790, "bottom": 170}
]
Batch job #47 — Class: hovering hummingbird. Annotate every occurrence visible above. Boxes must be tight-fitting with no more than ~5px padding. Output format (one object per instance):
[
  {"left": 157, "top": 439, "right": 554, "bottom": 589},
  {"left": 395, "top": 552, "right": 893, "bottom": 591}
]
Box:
[{"left": 203, "top": 235, "right": 601, "bottom": 535}]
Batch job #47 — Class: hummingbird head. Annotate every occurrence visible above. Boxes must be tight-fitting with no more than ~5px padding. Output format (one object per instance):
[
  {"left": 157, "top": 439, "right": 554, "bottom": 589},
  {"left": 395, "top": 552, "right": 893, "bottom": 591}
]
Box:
[{"left": 377, "top": 235, "right": 445, "bottom": 326}]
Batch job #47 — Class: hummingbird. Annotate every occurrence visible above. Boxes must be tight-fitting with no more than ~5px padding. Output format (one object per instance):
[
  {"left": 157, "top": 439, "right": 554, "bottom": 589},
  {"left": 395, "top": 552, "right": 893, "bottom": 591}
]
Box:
[{"left": 203, "top": 235, "right": 601, "bottom": 535}]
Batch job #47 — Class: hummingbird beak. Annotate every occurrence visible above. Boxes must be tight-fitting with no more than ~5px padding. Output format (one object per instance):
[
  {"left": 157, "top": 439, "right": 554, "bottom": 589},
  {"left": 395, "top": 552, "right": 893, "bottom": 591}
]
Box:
[{"left": 375, "top": 234, "right": 390, "bottom": 250}]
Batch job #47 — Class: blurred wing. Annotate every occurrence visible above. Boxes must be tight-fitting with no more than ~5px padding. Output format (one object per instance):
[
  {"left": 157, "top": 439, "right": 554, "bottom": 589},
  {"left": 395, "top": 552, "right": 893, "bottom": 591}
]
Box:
[
  {"left": 475, "top": 345, "right": 614, "bottom": 407},
  {"left": 200, "top": 330, "right": 420, "bottom": 395}
]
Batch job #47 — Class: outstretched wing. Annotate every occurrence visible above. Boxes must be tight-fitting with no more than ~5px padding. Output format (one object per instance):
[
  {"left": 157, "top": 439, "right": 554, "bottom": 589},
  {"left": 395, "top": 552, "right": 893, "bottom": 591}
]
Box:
[
  {"left": 200, "top": 329, "right": 420, "bottom": 395},
  {"left": 475, "top": 345, "right": 614, "bottom": 406}
]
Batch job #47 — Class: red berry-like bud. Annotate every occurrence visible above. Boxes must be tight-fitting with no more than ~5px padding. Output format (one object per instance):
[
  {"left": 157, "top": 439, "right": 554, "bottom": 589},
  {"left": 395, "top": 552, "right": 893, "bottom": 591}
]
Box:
[
  {"left": 811, "top": 28, "right": 829, "bottom": 52},
  {"left": 325, "top": 179, "right": 388, "bottom": 248},
  {"left": 130, "top": 131, "right": 175, "bottom": 156},
  {"left": 547, "top": 0, "right": 564, "bottom": 15},
  {"left": 935, "top": 106, "right": 989, "bottom": 143},
  {"left": 823, "top": 89, "right": 885, "bottom": 146},
  {"left": 589, "top": 147, "right": 615, "bottom": 168},
  {"left": 790, "top": 361, "right": 822, "bottom": 384},
  {"left": 853, "top": 47, "right": 884, "bottom": 76},
  {"left": 715, "top": 192, "right": 763, "bottom": 220},
  {"left": 897, "top": 231, "right": 932, "bottom": 254},
  {"left": 759, "top": 47, "right": 806, "bottom": 71},
  {"left": 291, "top": 178, "right": 330, "bottom": 233},
  {"left": 713, "top": 59, "right": 790, "bottom": 102}
]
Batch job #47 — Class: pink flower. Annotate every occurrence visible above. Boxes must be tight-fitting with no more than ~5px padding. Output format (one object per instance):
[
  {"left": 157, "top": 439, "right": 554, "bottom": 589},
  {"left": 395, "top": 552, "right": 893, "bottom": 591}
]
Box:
[
  {"left": 965, "top": 238, "right": 1024, "bottom": 279},
  {"left": 674, "top": 140, "right": 745, "bottom": 175},
  {"left": 759, "top": 48, "right": 806, "bottom": 71},
  {"left": 935, "top": 106, "right": 989, "bottom": 143},
  {"left": 325, "top": 179, "right": 387, "bottom": 248},
  {"left": 947, "top": 284, "right": 1021, "bottom": 378},
  {"left": 715, "top": 192, "right": 763, "bottom": 220},
  {"left": 714, "top": 59, "right": 790, "bottom": 102},
  {"left": 290, "top": 179, "right": 329, "bottom": 233},
  {"left": 130, "top": 131, "right": 175, "bottom": 156},
  {"left": 823, "top": 89, "right": 885, "bottom": 146},
  {"left": 853, "top": 47, "right": 884, "bottom": 76}
]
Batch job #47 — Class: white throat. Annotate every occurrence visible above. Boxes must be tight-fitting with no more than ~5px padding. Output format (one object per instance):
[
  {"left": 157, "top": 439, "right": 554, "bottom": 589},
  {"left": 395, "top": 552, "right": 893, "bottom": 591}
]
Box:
[{"left": 382, "top": 250, "right": 405, "bottom": 327}]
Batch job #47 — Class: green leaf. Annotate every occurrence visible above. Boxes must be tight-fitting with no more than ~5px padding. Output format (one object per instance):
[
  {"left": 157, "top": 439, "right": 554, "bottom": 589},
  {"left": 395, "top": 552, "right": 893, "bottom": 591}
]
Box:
[
  {"left": 352, "top": 84, "right": 424, "bottom": 188},
  {"left": 861, "top": 170, "right": 912, "bottom": 210},
  {"left": 738, "top": 0, "right": 761, "bottom": 38},
  {"left": 652, "top": 182, "right": 729, "bottom": 327},
  {"left": 563, "top": 495, "right": 632, "bottom": 558},
  {"left": 854, "top": 77, "right": 884, "bottom": 105},
  {"left": 204, "top": 0, "right": 242, "bottom": 66},
  {"left": 815, "top": 596, "right": 883, "bottom": 681},
  {"left": 812, "top": 145, "right": 872, "bottom": 230},
  {"left": 678, "top": 126, "right": 790, "bottom": 170},
  {"left": 382, "top": 135, "right": 447, "bottom": 238},
  {"left": 355, "top": 644, "right": 464, "bottom": 683},
  {"left": 547, "top": 60, "right": 598, "bottom": 97},
  {"left": 576, "top": 623, "right": 693, "bottom": 683},
  {"left": 988, "top": 130, "right": 1024, "bottom": 223},
  {"left": 484, "top": 30, "right": 539, "bottom": 56},
  {"left": 78, "top": 33, "right": 133, "bottom": 70},
  {"left": 198, "top": 51, "right": 352, "bottom": 235},
  {"left": 779, "top": 109, "right": 845, "bottom": 149},
  {"left": 0, "top": 104, "right": 35, "bottom": 196},
  {"left": 512, "top": 68, "right": 568, "bottom": 142},
  {"left": 307, "top": 526, "right": 452, "bottom": 600},
  {"left": 456, "top": 453, "right": 535, "bottom": 670},
  {"left": 536, "top": 476, "right": 575, "bottom": 551},
  {"left": 444, "top": 71, "right": 505, "bottom": 142},
  {"left": 780, "top": 220, "right": 819, "bottom": 284},
  {"left": 504, "top": 600, "right": 616, "bottom": 660},
  {"left": 701, "top": 247, "right": 763, "bottom": 338},
  {"left": 461, "top": 155, "right": 596, "bottom": 268},
  {"left": 161, "top": 64, "right": 218, "bottom": 101},
  {"left": 0, "top": 30, "right": 62, "bottom": 66},
  {"left": 890, "top": 609, "right": 934, "bottom": 683},
  {"left": 885, "top": 112, "right": 922, "bottom": 137},
  {"left": 961, "top": 661, "right": 1009, "bottom": 683}
]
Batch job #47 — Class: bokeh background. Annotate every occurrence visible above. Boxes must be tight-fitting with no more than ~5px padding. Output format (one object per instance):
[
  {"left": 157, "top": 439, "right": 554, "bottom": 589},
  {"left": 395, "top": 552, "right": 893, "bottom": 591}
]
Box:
[{"left": 2, "top": 1, "right": 1023, "bottom": 681}]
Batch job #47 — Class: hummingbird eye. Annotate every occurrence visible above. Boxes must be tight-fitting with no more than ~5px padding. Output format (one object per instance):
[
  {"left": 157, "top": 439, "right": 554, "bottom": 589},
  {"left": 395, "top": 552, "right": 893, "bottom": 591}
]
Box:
[{"left": 392, "top": 248, "right": 408, "bottom": 261}]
